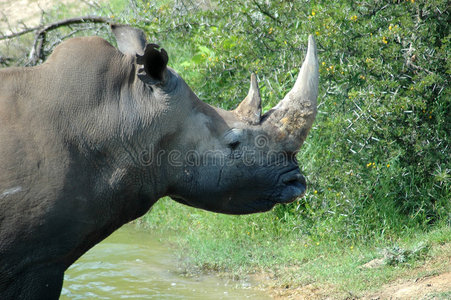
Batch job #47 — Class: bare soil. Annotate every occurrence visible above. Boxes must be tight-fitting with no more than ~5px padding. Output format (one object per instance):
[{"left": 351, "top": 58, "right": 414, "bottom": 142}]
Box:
[
  {"left": 365, "top": 272, "right": 451, "bottom": 300},
  {"left": 0, "top": 0, "right": 103, "bottom": 61},
  {"left": 265, "top": 272, "right": 451, "bottom": 300},
  {"left": 0, "top": 0, "right": 75, "bottom": 33},
  {"left": 257, "top": 243, "right": 450, "bottom": 299}
]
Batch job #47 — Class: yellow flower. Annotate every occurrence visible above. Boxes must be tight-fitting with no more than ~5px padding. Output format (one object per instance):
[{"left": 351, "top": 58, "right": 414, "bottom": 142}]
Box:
[
  {"left": 387, "top": 164, "right": 390, "bottom": 168},
  {"left": 322, "top": 61, "right": 326, "bottom": 66},
  {"left": 315, "top": 31, "right": 320, "bottom": 36},
  {"left": 389, "top": 25, "right": 393, "bottom": 30},
  {"left": 350, "top": 15, "right": 357, "bottom": 22},
  {"left": 311, "top": 11, "right": 316, "bottom": 16},
  {"left": 382, "top": 36, "right": 388, "bottom": 44},
  {"left": 314, "top": 190, "right": 318, "bottom": 194},
  {"left": 316, "top": 242, "right": 320, "bottom": 246}
]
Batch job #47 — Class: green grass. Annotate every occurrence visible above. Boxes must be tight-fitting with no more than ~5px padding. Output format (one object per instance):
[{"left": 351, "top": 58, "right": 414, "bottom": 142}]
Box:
[
  {"left": 425, "top": 292, "right": 451, "bottom": 300},
  {"left": 140, "top": 197, "right": 450, "bottom": 295}
]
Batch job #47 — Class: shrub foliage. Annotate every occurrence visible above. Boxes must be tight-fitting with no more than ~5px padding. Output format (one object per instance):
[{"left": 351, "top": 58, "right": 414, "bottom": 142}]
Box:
[
  {"left": 130, "top": 0, "right": 450, "bottom": 240},
  {"left": 3, "top": 0, "right": 449, "bottom": 242}
]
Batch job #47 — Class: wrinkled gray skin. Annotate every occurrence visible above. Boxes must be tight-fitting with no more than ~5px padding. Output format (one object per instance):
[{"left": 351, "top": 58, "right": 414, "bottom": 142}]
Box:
[{"left": 0, "top": 25, "right": 318, "bottom": 299}]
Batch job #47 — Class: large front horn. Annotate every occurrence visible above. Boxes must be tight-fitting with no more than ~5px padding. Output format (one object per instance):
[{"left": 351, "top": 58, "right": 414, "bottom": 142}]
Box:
[{"left": 262, "top": 35, "right": 319, "bottom": 152}]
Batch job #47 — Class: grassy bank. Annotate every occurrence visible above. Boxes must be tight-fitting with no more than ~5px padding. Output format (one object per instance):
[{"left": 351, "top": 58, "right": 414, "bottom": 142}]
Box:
[
  {"left": 141, "top": 198, "right": 450, "bottom": 296},
  {"left": 2, "top": 0, "right": 450, "bottom": 297}
]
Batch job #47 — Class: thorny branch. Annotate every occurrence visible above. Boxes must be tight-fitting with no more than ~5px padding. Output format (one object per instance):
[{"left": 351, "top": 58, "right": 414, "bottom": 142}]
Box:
[
  {"left": 251, "top": 0, "right": 281, "bottom": 24},
  {"left": 1, "top": 16, "right": 110, "bottom": 65}
]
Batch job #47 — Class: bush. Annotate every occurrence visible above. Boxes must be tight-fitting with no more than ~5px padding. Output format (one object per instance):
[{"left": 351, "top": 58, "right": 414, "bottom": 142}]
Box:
[{"left": 129, "top": 0, "right": 450, "bottom": 241}]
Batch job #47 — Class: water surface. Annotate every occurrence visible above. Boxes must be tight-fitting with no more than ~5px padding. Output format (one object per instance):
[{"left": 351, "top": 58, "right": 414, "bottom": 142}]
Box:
[{"left": 61, "top": 225, "right": 269, "bottom": 299}]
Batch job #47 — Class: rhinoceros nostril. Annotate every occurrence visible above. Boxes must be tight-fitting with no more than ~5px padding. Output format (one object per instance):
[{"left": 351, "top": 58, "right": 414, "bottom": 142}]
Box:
[{"left": 282, "top": 173, "right": 305, "bottom": 185}]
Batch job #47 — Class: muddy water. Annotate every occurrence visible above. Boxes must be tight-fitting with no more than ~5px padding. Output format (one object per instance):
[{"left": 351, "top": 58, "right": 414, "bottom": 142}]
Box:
[{"left": 61, "top": 225, "right": 269, "bottom": 299}]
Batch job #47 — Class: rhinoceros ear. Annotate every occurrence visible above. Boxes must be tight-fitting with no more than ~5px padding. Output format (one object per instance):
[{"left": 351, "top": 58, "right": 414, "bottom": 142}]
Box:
[
  {"left": 136, "top": 44, "right": 169, "bottom": 85},
  {"left": 111, "top": 24, "right": 147, "bottom": 56}
]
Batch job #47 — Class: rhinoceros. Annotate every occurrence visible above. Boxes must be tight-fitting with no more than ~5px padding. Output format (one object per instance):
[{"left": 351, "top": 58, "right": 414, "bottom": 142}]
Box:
[{"left": 0, "top": 25, "right": 318, "bottom": 299}]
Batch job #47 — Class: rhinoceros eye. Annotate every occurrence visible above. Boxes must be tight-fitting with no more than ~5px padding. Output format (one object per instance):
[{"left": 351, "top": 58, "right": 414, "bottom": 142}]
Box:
[
  {"left": 228, "top": 140, "right": 240, "bottom": 150},
  {"left": 223, "top": 128, "right": 243, "bottom": 150}
]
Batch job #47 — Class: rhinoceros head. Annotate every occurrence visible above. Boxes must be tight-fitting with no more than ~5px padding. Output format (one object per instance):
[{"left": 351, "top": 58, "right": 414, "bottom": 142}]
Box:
[{"left": 112, "top": 25, "right": 318, "bottom": 214}]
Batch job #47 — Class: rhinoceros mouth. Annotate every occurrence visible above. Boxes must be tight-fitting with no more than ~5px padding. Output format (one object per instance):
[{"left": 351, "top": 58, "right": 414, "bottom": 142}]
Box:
[
  {"left": 169, "top": 166, "right": 306, "bottom": 214},
  {"left": 171, "top": 196, "right": 190, "bottom": 206},
  {"left": 274, "top": 167, "right": 306, "bottom": 203},
  {"left": 275, "top": 182, "right": 306, "bottom": 203},
  {"left": 243, "top": 173, "right": 306, "bottom": 213}
]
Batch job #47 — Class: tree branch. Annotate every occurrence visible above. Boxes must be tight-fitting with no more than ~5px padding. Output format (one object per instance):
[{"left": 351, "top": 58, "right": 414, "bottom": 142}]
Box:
[
  {"left": 1, "top": 16, "right": 110, "bottom": 41},
  {"left": 0, "top": 27, "right": 37, "bottom": 40},
  {"left": 1, "top": 16, "right": 111, "bottom": 65},
  {"left": 251, "top": 0, "right": 281, "bottom": 24}
]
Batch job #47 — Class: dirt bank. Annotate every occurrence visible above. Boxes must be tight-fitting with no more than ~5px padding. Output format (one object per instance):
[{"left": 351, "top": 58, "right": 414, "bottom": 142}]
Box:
[{"left": 253, "top": 243, "right": 450, "bottom": 299}]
